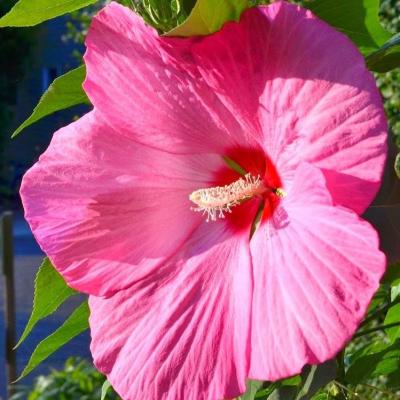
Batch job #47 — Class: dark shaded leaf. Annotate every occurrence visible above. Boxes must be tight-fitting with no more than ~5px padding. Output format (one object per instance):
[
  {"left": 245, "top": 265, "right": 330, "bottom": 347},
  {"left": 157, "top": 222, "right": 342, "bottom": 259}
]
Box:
[
  {"left": 296, "top": 361, "right": 337, "bottom": 400},
  {"left": 366, "top": 33, "right": 400, "bottom": 72},
  {"left": 364, "top": 140, "right": 400, "bottom": 264},
  {"left": 386, "top": 369, "right": 400, "bottom": 389},
  {"left": 346, "top": 341, "right": 400, "bottom": 384},
  {"left": 382, "top": 262, "right": 400, "bottom": 285},
  {"left": 348, "top": 341, "right": 388, "bottom": 365}
]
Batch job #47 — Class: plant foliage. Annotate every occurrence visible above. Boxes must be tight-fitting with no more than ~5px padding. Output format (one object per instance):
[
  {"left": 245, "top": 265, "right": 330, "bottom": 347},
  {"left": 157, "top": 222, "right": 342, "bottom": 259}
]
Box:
[{"left": 11, "top": 358, "right": 120, "bottom": 400}]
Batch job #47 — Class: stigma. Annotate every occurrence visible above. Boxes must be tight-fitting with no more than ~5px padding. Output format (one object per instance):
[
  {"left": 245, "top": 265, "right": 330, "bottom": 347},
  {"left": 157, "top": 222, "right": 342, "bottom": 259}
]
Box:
[{"left": 189, "top": 174, "right": 267, "bottom": 222}]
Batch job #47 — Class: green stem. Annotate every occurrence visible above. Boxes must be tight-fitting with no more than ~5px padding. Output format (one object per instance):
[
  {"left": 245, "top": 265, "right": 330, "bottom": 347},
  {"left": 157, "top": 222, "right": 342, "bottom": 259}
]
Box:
[
  {"left": 336, "top": 350, "right": 346, "bottom": 384},
  {"left": 249, "top": 201, "right": 265, "bottom": 240},
  {"left": 354, "top": 321, "right": 400, "bottom": 338},
  {"left": 222, "top": 156, "right": 247, "bottom": 176}
]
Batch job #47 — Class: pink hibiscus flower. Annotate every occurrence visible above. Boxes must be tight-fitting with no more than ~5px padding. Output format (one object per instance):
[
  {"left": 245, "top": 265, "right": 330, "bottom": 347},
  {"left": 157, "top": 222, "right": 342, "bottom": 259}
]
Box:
[{"left": 20, "top": 1, "right": 388, "bottom": 399}]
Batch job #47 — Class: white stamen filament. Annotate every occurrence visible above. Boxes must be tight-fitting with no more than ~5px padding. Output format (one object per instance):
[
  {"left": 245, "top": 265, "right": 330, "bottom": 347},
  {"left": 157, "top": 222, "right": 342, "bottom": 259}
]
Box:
[{"left": 189, "top": 174, "right": 267, "bottom": 222}]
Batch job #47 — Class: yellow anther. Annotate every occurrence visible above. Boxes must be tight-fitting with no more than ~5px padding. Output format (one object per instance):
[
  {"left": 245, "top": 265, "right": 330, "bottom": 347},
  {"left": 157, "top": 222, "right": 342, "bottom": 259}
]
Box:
[{"left": 274, "top": 188, "right": 287, "bottom": 198}]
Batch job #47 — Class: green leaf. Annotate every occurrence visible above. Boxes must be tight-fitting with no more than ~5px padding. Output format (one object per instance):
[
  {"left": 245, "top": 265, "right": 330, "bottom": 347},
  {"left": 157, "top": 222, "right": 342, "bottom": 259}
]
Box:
[
  {"left": 386, "top": 369, "right": 400, "bottom": 389},
  {"left": 17, "top": 301, "right": 90, "bottom": 381},
  {"left": 348, "top": 340, "right": 388, "bottom": 365},
  {"left": 15, "top": 258, "right": 76, "bottom": 348},
  {"left": 101, "top": 380, "right": 112, "bottom": 400},
  {"left": 240, "top": 380, "right": 264, "bottom": 400},
  {"left": 310, "top": 394, "right": 329, "bottom": 400},
  {"left": 296, "top": 361, "right": 336, "bottom": 400},
  {"left": 252, "top": 364, "right": 334, "bottom": 400},
  {"left": 0, "top": 0, "right": 98, "bottom": 27},
  {"left": 392, "top": 284, "right": 400, "bottom": 302},
  {"left": 367, "top": 285, "right": 390, "bottom": 315},
  {"left": 305, "top": 0, "right": 391, "bottom": 55},
  {"left": 266, "top": 377, "right": 302, "bottom": 400},
  {"left": 255, "top": 377, "right": 301, "bottom": 400},
  {"left": 396, "top": 152, "right": 400, "bottom": 179},
  {"left": 166, "top": 0, "right": 249, "bottom": 37},
  {"left": 12, "top": 66, "right": 88, "bottom": 138},
  {"left": 254, "top": 383, "right": 280, "bottom": 399},
  {"left": 385, "top": 303, "right": 400, "bottom": 342},
  {"left": 282, "top": 376, "right": 302, "bottom": 387},
  {"left": 366, "top": 33, "right": 400, "bottom": 72},
  {"left": 346, "top": 341, "right": 400, "bottom": 384}
]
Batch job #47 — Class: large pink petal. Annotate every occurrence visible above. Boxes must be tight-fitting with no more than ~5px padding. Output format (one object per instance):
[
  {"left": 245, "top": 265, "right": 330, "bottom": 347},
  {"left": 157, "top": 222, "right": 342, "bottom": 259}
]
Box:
[
  {"left": 255, "top": 2, "right": 387, "bottom": 214},
  {"left": 83, "top": 2, "right": 259, "bottom": 154},
  {"left": 249, "top": 163, "right": 385, "bottom": 380},
  {"left": 89, "top": 221, "right": 254, "bottom": 400},
  {"left": 20, "top": 111, "right": 230, "bottom": 296},
  {"left": 84, "top": 2, "right": 386, "bottom": 214}
]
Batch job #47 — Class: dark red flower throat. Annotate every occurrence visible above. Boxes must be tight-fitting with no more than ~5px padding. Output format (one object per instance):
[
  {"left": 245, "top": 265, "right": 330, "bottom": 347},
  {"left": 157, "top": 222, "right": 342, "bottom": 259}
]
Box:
[{"left": 189, "top": 146, "right": 284, "bottom": 233}]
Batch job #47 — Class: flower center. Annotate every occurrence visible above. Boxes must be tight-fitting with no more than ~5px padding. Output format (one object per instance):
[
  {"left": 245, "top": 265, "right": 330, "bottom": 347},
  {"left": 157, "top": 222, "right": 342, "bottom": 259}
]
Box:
[{"left": 189, "top": 174, "right": 268, "bottom": 222}]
